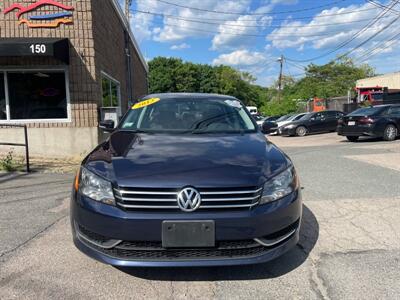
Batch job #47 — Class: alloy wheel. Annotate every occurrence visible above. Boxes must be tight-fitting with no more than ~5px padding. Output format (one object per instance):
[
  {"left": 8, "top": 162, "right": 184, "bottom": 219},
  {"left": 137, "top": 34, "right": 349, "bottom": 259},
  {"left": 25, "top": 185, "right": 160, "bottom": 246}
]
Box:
[{"left": 384, "top": 125, "right": 397, "bottom": 141}]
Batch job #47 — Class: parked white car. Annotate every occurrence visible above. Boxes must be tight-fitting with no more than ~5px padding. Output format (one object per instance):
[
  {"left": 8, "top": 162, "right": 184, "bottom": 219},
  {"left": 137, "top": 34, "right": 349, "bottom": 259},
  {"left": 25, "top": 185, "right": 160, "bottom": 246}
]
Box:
[
  {"left": 277, "top": 113, "right": 308, "bottom": 129},
  {"left": 246, "top": 106, "right": 258, "bottom": 115}
]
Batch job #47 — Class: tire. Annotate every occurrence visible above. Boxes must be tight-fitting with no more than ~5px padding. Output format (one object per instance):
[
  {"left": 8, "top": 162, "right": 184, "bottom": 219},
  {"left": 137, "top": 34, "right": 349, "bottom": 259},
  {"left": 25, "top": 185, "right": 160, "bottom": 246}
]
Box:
[
  {"left": 295, "top": 126, "right": 307, "bottom": 137},
  {"left": 346, "top": 136, "right": 359, "bottom": 142},
  {"left": 383, "top": 124, "right": 398, "bottom": 141}
]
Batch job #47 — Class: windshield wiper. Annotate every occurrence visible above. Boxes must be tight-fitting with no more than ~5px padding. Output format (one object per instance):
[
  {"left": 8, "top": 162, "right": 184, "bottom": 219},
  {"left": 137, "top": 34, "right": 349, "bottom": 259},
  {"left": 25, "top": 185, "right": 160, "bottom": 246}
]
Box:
[
  {"left": 119, "top": 129, "right": 154, "bottom": 134},
  {"left": 191, "top": 112, "right": 238, "bottom": 130}
]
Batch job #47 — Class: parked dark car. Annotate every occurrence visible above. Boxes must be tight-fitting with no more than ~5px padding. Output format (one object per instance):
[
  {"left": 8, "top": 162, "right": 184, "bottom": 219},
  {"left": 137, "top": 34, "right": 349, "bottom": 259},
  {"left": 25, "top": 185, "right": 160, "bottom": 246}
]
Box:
[
  {"left": 71, "top": 93, "right": 302, "bottom": 267},
  {"left": 279, "top": 110, "right": 344, "bottom": 136},
  {"left": 264, "top": 115, "right": 282, "bottom": 122},
  {"left": 261, "top": 120, "right": 279, "bottom": 134},
  {"left": 337, "top": 105, "right": 400, "bottom": 142}
]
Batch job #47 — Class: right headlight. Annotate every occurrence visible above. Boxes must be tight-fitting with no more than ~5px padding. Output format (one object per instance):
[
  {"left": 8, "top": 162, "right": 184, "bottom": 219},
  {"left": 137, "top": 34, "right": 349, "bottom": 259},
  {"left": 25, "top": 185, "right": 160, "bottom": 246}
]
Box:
[
  {"left": 79, "top": 167, "right": 115, "bottom": 206},
  {"left": 260, "top": 167, "right": 299, "bottom": 205}
]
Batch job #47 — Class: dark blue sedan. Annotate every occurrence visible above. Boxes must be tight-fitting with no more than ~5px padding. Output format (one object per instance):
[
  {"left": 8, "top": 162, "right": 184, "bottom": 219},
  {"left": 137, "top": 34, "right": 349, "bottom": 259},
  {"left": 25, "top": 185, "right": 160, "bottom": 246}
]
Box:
[{"left": 71, "top": 93, "right": 302, "bottom": 267}]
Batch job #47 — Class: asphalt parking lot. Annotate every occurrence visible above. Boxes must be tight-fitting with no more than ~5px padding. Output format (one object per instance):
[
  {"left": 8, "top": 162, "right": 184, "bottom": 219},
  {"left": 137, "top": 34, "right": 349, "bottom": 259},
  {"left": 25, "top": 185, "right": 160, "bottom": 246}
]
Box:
[{"left": 1, "top": 133, "right": 400, "bottom": 299}]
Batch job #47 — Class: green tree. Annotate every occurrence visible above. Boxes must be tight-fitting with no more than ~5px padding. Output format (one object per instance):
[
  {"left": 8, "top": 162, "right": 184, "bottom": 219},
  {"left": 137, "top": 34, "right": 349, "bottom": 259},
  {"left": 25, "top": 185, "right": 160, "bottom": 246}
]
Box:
[
  {"left": 148, "top": 57, "right": 266, "bottom": 106},
  {"left": 261, "top": 57, "right": 374, "bottom": 115}
]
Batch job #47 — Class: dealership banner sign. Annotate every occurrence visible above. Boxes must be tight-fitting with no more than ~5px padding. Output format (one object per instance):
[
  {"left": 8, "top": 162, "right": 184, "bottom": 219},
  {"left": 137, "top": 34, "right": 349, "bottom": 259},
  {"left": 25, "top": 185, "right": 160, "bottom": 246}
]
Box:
[{"left": 3, "top": 0, "right": 74, "bottom": 28}]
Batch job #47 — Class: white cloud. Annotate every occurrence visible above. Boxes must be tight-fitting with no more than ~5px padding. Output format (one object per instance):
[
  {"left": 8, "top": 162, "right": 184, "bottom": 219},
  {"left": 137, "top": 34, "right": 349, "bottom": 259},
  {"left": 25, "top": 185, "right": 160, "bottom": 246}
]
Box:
[
  {"left": 211, "top": 14, "right": 272, "bottom": 50},
  {"left": 213, "top": 50, "right": 267, "bottom": 66},
  {"left": 272, "top": 0, "right": 298, "bottom": 5},
  {"left": 170, "top": 43, "right": 191, "bottom": 50},
  {"left": 212, "top": 49, "right": 277, "bottom": 77},
  {"left": 149, "top": 0, "right": 252, "bottom": 42},
  {"left": 267, "top": 2, "right": 400, "bottom": 53}
]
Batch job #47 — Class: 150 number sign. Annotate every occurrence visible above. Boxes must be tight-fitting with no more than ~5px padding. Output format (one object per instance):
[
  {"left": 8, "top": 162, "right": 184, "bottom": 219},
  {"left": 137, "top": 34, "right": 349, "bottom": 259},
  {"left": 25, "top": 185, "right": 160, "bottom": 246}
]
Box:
[{"left": 29, "top": 44, "right": 47, "bottom": 54}]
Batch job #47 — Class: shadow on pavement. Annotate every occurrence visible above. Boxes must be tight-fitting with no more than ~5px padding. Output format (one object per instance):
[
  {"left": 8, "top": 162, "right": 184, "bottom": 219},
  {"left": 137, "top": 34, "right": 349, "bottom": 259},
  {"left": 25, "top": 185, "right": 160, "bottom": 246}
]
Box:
[
  {"left": 0, "top": 172, "right": 29, "bottom": 184},
  {"left": 338, "top": 136, "right": 399, "bottom": 143},
  {"left": 117, "top": 204, "right": 319, "bottom": 281}
]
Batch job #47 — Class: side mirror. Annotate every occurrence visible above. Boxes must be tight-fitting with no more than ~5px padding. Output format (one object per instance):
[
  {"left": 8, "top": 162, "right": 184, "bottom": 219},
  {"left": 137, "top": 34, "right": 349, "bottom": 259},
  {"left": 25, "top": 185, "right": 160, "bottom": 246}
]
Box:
[
  {"left": 310, "top": 117, "right": 316, "bottom": 121},
  {"left": 99, "top": 120, "right": 115, "bottom": 132}
]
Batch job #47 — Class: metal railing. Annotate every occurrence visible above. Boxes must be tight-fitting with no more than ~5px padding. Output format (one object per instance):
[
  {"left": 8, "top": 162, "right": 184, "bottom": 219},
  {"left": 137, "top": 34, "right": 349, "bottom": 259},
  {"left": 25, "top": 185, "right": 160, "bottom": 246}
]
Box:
[{"left": 0, "top": 124, "right": 30, "bottom": 172}]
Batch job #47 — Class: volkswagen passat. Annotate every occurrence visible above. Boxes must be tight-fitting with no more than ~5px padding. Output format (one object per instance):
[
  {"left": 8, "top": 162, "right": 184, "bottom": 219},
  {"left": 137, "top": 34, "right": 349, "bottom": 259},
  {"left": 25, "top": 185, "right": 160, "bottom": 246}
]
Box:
[{"left": 71, "top": 93, "right": 302, "bottom": 267}]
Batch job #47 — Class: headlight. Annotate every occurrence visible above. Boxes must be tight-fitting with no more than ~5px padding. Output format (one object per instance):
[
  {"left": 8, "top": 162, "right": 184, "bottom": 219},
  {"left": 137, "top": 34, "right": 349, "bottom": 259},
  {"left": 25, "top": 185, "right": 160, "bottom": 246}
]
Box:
[
  {"left": 79, "top": 167, "right": 115, "bottom": 205},
  {"left": 260, "top": 167, "right": 298, "bottom": 204},
  {"left": 285, "top": 124, "right": 296, "bottom": 129}
]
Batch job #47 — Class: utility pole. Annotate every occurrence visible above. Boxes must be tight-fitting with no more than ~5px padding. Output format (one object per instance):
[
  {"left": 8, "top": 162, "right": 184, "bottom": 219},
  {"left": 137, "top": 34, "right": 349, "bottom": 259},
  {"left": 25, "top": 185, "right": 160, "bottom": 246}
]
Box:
[
  {"left": 277, "top": 55, "right": 284, "bottom": 101},
  {"left": 125, "top": 0, "right": 132, "bottom": 22}
]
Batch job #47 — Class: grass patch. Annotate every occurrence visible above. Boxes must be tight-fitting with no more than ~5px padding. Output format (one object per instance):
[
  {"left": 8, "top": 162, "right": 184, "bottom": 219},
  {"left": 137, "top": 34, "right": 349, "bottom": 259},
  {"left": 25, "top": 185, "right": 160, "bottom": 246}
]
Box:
[{"left": 0, "top": 151, "right": 25, "bottom": 172}]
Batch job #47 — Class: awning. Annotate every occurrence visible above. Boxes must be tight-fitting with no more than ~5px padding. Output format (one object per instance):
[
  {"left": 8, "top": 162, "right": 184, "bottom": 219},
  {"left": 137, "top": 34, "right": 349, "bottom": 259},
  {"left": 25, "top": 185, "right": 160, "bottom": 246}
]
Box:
[{"left": 0, "top": 38, "right": 69, "bottom": 64}]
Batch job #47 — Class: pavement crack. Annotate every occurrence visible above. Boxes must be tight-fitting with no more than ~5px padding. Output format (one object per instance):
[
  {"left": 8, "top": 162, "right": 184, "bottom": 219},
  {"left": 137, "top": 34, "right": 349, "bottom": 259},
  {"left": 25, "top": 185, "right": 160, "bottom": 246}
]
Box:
[
  {"left": 0, "top": 215, "right": 67, "bottom": 259},
  {"left": 309, "top": 256, "right": 331, "bottom": 300}
]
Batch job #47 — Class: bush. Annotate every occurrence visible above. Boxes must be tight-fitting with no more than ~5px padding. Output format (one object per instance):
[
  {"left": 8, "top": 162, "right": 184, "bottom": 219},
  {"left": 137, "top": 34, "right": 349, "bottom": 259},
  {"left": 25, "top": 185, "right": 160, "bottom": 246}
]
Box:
[
  {"left": 260, "top": 99, "right": 300, "bottom": 116},
  {"left": 0, "top": 151, "right": 22, "bottom": 172}
]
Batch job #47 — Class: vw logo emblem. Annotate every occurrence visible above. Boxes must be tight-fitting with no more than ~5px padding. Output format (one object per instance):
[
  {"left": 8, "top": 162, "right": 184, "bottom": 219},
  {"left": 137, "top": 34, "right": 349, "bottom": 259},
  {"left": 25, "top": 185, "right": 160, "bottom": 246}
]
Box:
[{"left": 177, "top": 187, "right": 201, "bottom": 212}]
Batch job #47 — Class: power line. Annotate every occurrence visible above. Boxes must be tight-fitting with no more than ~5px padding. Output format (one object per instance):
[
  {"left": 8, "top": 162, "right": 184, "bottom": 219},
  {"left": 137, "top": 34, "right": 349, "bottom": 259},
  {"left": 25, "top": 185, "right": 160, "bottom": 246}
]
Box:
[
  {"left": 286, "top": 60, "right": 307, "bottom": 71},
  {"left": 142, "top": 18, "right": 361, "bottom": 39},
  {"left": 131, "top": 9, "right": 388, "bottom": 29},
  {"left": 337, "top": 13, "right": 400, "bottom": 59},
  {"left": 354, "top": 28, "right": 400, "bottom": 62},
  {"left": 151, "top": 0, "right": 350, "bottom": 15},
  {"left": 357, "top": 36, "right": 400, "bottom": 62},
  {"left": 138, "top": 1, "right": 380, "bottom": 20},
  {"left": 285, "top": 0, "right": 399, "bottom": 63}
]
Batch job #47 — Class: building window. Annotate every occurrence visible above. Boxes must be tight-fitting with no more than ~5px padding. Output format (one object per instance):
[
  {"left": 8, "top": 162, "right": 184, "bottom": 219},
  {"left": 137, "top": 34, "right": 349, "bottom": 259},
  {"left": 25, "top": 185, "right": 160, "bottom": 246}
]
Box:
[
  {"left": 101, "top": 74, "right": 120, "bottom": 108},
  {"left": 0, "top": 70, "right": 69, "bottom": 121}
]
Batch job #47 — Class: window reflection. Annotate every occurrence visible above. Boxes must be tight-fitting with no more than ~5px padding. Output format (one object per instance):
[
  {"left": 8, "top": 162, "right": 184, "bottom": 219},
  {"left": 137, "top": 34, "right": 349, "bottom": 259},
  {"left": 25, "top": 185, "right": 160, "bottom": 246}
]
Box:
[{"left": 8, "top": 71, "right": 67, "bottom": 120}]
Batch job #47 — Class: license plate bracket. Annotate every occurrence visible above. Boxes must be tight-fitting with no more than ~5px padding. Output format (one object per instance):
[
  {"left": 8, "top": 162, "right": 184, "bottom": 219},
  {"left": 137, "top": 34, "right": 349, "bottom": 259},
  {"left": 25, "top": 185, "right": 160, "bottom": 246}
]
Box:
[{"left": 162, "top": 220, "right": 215, "bottom": 248}]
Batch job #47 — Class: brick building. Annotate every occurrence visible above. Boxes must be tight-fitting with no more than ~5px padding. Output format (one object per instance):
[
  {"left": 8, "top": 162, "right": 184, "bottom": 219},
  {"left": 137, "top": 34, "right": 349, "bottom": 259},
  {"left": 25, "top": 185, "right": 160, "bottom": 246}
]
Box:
[{"left": 0, "top": 0, "right": 148, "bottom": 157}]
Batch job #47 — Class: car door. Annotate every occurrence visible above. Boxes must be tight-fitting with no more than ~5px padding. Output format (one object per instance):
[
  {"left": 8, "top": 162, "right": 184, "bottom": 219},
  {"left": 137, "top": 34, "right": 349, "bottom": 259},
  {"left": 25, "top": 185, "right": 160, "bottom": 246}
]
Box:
[
  {"left": 387, "top": 106, "right": 400, "bottom": 129},
  {"left": 325, "top": 111, "right": 342, "bottom": 131},
  {"left": 307, "top": 112, "right": 324, "bottom": 133}
]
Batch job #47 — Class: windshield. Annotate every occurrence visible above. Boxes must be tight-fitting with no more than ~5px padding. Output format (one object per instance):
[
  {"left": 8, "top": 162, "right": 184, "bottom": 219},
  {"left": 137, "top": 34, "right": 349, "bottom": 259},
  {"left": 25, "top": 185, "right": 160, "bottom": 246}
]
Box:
[
  {"left": 348, "top": 106, "right": 386, "bottom": 116},
  {"left": 277, "top": 114, "right": 292, "bottom": 122},
  {"left": 293, "top": 113, "right": 307, "bottom": 121},
  {"left": 119, "top": 97, "right": 256, "bottom": 134}
]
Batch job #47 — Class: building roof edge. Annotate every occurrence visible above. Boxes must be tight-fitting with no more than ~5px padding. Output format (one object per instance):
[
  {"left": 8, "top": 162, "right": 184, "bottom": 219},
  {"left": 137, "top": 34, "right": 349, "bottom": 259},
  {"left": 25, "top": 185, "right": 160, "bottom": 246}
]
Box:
[{"left": 110, "top": 0, "right": 149, "bottom": 73}]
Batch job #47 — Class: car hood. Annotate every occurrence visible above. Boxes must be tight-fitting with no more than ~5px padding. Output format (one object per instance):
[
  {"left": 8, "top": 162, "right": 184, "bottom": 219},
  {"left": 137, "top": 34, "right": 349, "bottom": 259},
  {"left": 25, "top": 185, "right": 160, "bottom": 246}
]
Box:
[{"left": 83, "top": 131, "right": 291, "bottom": 188}]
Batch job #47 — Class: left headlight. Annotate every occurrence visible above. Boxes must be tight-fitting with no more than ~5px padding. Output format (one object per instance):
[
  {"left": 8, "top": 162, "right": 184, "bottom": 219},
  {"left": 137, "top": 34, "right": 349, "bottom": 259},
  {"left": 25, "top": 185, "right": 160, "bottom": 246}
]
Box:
[
  {"left": 260, "top": 167, "right": 299, "bottom": 205},
  {"left": 79, "top": 167, "right": 115, "bottom": 205}
]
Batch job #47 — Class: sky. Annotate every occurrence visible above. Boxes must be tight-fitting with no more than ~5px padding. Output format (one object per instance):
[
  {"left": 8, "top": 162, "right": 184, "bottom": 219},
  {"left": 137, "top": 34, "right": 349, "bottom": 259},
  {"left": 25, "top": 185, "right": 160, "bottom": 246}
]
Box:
[{"left": 121, "top": 0, "right": 400, "bottom": 87}]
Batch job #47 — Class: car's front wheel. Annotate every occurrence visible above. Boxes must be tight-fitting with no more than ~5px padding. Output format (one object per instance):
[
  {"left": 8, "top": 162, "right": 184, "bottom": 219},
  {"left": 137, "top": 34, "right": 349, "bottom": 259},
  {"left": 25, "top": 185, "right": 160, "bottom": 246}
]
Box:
[
  {"left": 346, "top": 136, "right": 359, "bottom": 142},
  {"left": 383, "top": 124, "right": 398, "bottom": 141},
  {"left": 295, "top": 126, "right": 307, "bottom": 137}
]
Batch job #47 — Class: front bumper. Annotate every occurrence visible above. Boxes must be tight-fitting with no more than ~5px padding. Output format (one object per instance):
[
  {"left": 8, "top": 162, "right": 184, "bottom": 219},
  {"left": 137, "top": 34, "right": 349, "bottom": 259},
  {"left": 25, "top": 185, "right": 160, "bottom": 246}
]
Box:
[
  {"left": 279, "top": 126, "right": 297, "bottom": 136},
  {"left": 71, "top": 190, "right": 302, "bottom": 267}
]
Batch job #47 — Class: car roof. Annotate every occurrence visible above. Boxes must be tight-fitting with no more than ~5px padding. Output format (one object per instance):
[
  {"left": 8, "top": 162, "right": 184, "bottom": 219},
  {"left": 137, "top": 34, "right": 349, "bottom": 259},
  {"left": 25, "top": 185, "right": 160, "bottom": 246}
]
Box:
[
  {"left": 373, "top": 104, "right": 400, "bottom": 107},
  {"left": 312, "top": 110, "right": 342, "bottom": 113},
  {"left": 142, "top": 93, "right": 238, "bottom": 100}
]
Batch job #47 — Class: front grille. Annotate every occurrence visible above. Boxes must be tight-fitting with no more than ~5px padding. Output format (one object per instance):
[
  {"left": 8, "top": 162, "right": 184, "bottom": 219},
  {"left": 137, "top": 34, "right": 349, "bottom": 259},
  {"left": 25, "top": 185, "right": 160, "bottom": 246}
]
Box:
[
  {"left": 113, "top": 186, "right": 262, "bottom": 211},
  {"left": 96, "top": 245, "right": 268, "bottom": 260}
]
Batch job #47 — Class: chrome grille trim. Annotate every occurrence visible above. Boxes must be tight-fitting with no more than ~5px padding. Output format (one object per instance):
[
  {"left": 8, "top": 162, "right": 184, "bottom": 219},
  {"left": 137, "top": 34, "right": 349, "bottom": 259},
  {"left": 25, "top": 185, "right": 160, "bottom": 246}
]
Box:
[
  {"left": 200, "top": 188, "right": 262, "bottom": 195},
  {"left": 201, "top": 196, "right": 259, "bottom": 201},
  {"left": 116, "top": 190, "right": 177, "bottom": 195},
  {"left": 118, "top": 204, "right": 180, "bottom": 209},
  {"left": 118, "top": 198, "right": 177, "bottom": 202},
  {"left": 114, "top": 186, "right": 262, "bottom": 211}
]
